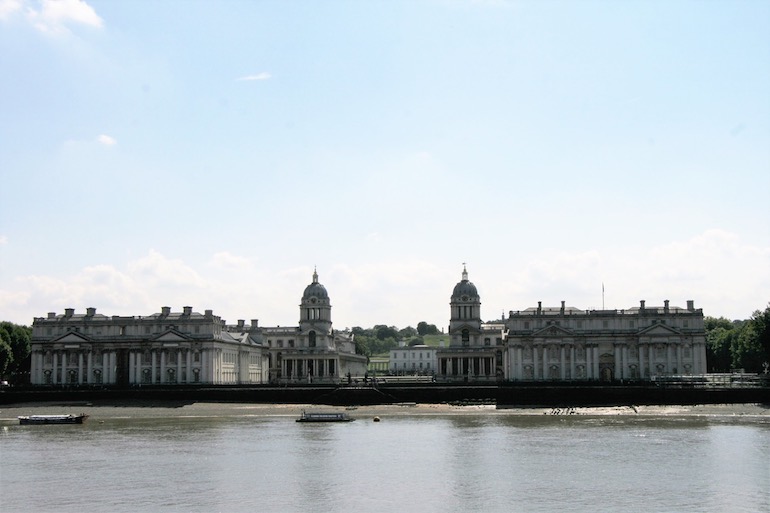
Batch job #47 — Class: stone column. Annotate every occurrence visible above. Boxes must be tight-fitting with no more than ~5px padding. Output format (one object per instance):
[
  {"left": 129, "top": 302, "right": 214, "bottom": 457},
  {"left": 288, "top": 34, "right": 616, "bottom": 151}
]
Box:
[
  {"left": 160, "top": 351, "right": 166, "bottom": 384},
  {"left": 78, "top": 353, "right": 84, "bottom": 384},
  {"left": 86, "top": 352, "right": 93, "bottom": 384},
  {"left": 623, "top": 346, "right": 629, "bottom": 379},
  {"left": 62, "top": 353, "right": 68, "bottom": 384},
  {"left": 649, "top": 344, "right": 655, "bottom": 377},
  {"left": 129, "top": 352, "right": 135, "bottom": 384},
  {"left": 676, "top": 344, "right": 682, "bottom": 374},
  {"left": 533, "top": 346, "right": 539, "bottom": 380},
  {"left": 52, "top": 352, "right": 59, "bottom": 385},
  {"left": 666, "top": 344, "right": 673, "bottom": 375},
  {"left": 585, "top": 346, "right": 591, "bottom": 379},
  {"left": 151, "top": 351, "right": 158, "bottom": 384},
  {"left": 177, "top": 351, "right": 182, "bottom": 384},
  {"left": 570, "top": 346, "right": 576, "bottom": 380},
  {"left": 593, "top": 346, "right": 599, "bottom": 380},
  {"left": 614, "top": 347, "right": 620, "bottom": 380},
  {"left": 542, "top": 346, "right": 548, "bottom": 380},
  {"left": 516, "top": 347, "right": 523, "bottom": 381},
  {"left": 560, "top": 346, "right": 566, "bottom": 380},
  {"left": 186, "top": 350, "right": 192, "bottom": 383}
]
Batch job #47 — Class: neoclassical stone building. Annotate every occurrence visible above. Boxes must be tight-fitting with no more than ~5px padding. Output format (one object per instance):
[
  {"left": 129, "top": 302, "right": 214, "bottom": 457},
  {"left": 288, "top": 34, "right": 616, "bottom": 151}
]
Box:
[
  {"left": 504, "top": 298, "right": 708, "bottom": 381},
  {"left": 436, "top": 266, "right": 505, "bottom": 382},
  {"left": 29, "top": 306, "right": 268, "bottom": 386},
  {"left": 437, "top": 266, "right": 707, "bottom": 382},
  {"left": 261, "top": 269, "right": 368, "bottom": 383}
]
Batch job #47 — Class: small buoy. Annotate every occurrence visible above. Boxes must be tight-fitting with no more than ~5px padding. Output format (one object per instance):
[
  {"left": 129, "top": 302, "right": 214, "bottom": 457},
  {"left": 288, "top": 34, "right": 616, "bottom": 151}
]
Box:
[{"left": 373, "top": 416, "right": 380, "bottom": 422}]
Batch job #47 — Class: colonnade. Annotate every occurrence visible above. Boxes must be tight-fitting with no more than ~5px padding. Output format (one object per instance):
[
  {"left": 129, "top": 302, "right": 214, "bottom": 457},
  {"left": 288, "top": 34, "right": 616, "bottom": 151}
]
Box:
[
  {"left": 31, "top": 350, "right": 116, "bottom": 385},
  {"left": 438, "top": 355, "right": 495, "bottom": 379},
  {"left": 507, "top": 342, "right": 708, "bottom": 381},
  {"left": 280, "top": 357, "right": 338, "bottom": 381},
  {"left": 127, "top": 347, "right": 199, "bottom": 384}
]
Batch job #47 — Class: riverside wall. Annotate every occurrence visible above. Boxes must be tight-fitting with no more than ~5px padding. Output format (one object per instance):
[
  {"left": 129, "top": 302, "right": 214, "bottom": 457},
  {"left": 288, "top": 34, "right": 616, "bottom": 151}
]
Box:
[{"left": 1, "top": 384, "right": 768, "bottom": 407}]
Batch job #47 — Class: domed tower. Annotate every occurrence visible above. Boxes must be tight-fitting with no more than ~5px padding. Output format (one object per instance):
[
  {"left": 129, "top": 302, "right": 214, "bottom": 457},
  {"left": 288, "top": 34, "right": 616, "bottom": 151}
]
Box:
[
  {"left": 299, "top": 268, "right": 333, "bottom": 338},
  {"left": 449, "top": 264, "right": 482, "bottom": 346}
]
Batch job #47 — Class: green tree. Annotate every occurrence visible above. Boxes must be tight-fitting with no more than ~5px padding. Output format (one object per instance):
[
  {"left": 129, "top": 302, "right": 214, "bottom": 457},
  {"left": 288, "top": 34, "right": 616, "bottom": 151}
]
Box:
[
  {"left": 374, "top": 325, "right": 399, "bottom": 341},
  {"left": 417, "top": 321, "right": 439, "bottom": 336},
  {"left": 0, "top": 321, "right": 32, "bottom": 383},
  {"left": 732, "top": 305, "right": 770, "bottom": 373}
]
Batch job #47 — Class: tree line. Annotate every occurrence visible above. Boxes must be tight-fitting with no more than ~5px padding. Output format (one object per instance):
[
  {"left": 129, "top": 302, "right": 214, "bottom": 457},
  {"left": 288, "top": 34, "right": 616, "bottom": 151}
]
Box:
[
  {"left": 705, "top": 304, "right": 770, "bottom": 373},
  {"left": 0, "top": 321, "right": 31, "bottom": 385},
  {"left": 351, "top": 321, "right": 442, "bottom": 357}
]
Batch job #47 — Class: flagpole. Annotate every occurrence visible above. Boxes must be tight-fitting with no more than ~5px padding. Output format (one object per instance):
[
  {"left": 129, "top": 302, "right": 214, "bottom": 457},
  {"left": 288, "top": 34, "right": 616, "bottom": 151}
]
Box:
[{"left": 602, "top": 283, "right": 605, "bottom": 310}]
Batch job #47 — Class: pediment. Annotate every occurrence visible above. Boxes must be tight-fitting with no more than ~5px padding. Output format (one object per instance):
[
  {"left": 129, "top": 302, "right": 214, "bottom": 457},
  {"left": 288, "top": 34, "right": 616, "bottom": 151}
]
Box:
[
  {"left": 51, "top": 332, "right": 91, "bottom": 343},
  {"left": 638, "top": 324, "right": 681, "bottom": 336},
  {"left": 533, "top": 325, "right": 574, "bottom": 337},
  {"left": 152, "top": 329, "right": 192, "bottom": 342}
]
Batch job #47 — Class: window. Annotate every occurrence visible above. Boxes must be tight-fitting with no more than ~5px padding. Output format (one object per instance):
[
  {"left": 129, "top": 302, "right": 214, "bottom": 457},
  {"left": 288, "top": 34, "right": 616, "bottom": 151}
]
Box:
[
  {"left": 577, "top": 321, "right": 582, "bottom": 329},
  {"left": 484, "top": 338, "right": 491, "bottom": 346},
  {"left": 524, "top": 321, "right": 530, "bottom": 329},
  {"left": 602, "top": 321, "right": 609, "bottom": 328},
  {"left": 145, "top": 326, "right": 151, "bottom": 334},
  {"left": 462, "top": 329, "right": 470, "bottom": 345}
]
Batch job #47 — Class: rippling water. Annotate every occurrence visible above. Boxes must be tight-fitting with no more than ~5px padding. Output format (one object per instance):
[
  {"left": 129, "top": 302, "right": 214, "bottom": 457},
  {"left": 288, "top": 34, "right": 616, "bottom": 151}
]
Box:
[{"left": 2, "top": 410, "right": 768, "bottom": 513}]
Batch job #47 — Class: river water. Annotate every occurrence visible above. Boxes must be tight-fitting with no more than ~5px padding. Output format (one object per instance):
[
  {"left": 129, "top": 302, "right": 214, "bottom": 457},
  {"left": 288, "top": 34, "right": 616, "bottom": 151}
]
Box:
[{"left": 1, "top": 404, "right": 768, "bottom": 513}]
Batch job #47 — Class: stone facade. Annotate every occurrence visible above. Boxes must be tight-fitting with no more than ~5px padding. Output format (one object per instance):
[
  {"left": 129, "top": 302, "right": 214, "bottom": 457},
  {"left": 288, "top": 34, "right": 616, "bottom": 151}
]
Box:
[
  {"left": 504, "top": 299, "right": 707, "bottom": 381},
  {"left": 29, "top": 306, "right": 268, "bottom": 386},
  {"left": 437, "top": 266, "right": 707, "bottom": 382},
  {"left": 437, "top": 266, "right": 505, "bottom": 382},
  {"left": 389, "top": 344, "right": 438, "bottom": 374},
  {"left": 262, "top": 269, "right": 368, "bottom": 384}
]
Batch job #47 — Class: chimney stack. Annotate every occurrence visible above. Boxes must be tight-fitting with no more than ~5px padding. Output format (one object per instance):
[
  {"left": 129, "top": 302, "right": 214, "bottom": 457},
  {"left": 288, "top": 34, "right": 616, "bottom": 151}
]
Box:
[
  {"left": 183, "top": 306, "right": 192, "bottom": 315},
  {"left": 65, "top": 308, "right": 74, "bottom": 317},
  {"left": 687, "top": 300, "right": 694, "bottom": 311},
  {"left": 161, "top": 306, "right": 171, "bottom": 316},
  {"left": 86, "top": 307, "right": 96, "bottom": 317}
]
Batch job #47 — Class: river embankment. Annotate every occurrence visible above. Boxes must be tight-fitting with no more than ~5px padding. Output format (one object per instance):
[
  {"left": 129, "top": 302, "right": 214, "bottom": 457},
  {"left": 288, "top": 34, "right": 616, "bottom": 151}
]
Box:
[{"left": 1, "top": 400, "right": 768, "bottom": 424}]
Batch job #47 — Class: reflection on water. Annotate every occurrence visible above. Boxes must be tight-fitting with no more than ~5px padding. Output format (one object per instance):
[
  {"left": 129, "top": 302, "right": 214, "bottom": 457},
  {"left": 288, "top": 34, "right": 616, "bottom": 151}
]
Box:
[{"left": 1, "top": 414, "right": 768, "bottom": 513}]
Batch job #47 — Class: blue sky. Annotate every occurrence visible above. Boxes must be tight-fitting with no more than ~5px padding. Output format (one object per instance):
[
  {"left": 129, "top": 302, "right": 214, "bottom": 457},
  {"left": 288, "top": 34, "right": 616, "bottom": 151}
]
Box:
[{"left": 1, "top": 0, "right": 768, "bottom": 330}]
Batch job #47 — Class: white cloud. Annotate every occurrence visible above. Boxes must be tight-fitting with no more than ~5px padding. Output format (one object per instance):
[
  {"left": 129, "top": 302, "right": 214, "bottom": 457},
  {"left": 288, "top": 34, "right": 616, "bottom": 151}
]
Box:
[
  {"left": 209, "top": 251, "right": 252, "bottom": 269},
  {"left": 96, "top": 134, "right": 116, "bottom": 146},
  {"left": 0, "top": 0, "right": 22, "bottom": 20},
  {"left": 237, "top": 72, "right": 271, "bottom": 81},
  {"left": 0, "top": 235, "right": 7, "bottom": 245},
  {"left": 25, "top": 0, "right": 103, "bottom": 34},
  {"left": 1, "top": 232, "right": 767, "bottom": 328}
]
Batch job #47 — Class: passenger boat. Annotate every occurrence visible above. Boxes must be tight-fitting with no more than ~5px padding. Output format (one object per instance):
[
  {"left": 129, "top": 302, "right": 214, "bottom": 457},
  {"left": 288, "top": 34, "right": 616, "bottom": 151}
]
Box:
[
  {"left": 18, "top": 414, "right": 88, "bottom": 425},
  {"left": 296, "top": 411, "right": 354, "bottom": 423}
]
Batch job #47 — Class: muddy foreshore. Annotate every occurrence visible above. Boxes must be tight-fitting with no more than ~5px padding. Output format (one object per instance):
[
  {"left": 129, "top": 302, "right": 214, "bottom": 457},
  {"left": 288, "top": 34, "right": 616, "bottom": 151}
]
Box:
[{"left": 1, "top": 400, "right": 768, "bottom": 424}]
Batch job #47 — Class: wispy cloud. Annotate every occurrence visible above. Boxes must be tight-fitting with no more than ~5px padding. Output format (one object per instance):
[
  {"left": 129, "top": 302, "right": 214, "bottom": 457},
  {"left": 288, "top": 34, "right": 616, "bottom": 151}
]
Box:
[
  {"left": 237, "top": 72, "right": 271, "bottom": 81},
  {"left": 96, "top": 134, "right": 116, "bottom": 146},
  {"left": 0, "top": 235, "right": 8, "bottom": 245}
]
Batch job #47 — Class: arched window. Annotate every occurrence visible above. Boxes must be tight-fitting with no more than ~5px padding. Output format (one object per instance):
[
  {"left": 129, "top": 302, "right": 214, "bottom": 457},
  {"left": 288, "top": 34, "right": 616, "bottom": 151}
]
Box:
[
  {"left": 309, "top": 331, "right": 316, "bottom": 348},
  {"left": 462, "top": 329, "right": 470, "bottom": 346}
]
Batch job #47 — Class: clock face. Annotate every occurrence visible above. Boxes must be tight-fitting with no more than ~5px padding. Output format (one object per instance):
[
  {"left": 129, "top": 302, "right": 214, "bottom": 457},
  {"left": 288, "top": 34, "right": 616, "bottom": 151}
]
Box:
[
  {"left": 310, "top": 297, "right": 317, "bottom": 304},
  {"left": 462, "top": 295, "right": 469, "bottom": 302}
]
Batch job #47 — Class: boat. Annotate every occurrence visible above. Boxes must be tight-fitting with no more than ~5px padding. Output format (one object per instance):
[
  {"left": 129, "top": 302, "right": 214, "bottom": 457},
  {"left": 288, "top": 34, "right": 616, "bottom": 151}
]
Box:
[
  {"left": 296, "top": 411, "right": 354, "bottom": 423},
  {"left": 18, "top": 414, "right": 89, "bottom": 425}
]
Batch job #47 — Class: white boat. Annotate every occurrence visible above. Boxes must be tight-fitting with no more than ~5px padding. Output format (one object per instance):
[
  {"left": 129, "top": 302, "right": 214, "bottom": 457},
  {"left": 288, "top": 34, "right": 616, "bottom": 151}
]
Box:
[{"left": 18, "top": 414, "right": 89, "bottom": 425}]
